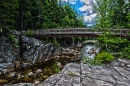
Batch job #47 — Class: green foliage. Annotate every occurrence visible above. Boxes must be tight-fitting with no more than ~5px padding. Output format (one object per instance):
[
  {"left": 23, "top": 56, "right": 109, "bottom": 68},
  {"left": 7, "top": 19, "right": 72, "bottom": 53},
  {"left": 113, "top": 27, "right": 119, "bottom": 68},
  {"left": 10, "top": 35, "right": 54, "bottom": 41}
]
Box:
[
  {"left": 0, "top": 0, "right": 85, "bottom": 32},
  {"left": 82, "top": 51, "right": 114, "bottom": 65},
  {"left": 53, "top": 63, "right": 60, "bottom": 73},
  {"left": 8, "top": 34, "right": 18, "bottom": 47},
  {"left": 95, "top": 0, "right": 130, "bottom": 59},
  {"left": 97, "top": 34, "right": 129, "bottom": 52},
  {"left": 68, "top": 72, "right": 77, "bottom": 76},
  {"left": 94, "top": 51, "right": 114, "bottom": 64},
  {"left": 126, "top": 12, "right": 130, "bottom": 27},
  {"left": 0, "top": 0, "right": 19, "bottom": 31},
  {"left": 82, "top": 56, "right": 95, "bottom": 65},
  {"left": 52, "top": 37, "right": 60, "bottom": 46},
  {"left": 24, "top": 29, "right": 33, "bottom": 36},
  {"left": 123, "top": 44, "right": 130, "bottom": 59},
  {"left": 8, "top": 34, "right": 17, "bottom": 43},
  {"left": 96, "top": 0, "right": 130, "bottom": 28}
]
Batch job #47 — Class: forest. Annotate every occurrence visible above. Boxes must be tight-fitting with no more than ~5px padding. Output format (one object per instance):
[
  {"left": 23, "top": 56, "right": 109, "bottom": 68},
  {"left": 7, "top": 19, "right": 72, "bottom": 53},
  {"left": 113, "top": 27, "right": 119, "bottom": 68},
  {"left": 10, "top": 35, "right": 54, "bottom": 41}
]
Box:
[
  {"left": 0, "top": 0, "right": 130, "bottom": 60},
  {"left": 0, "top": 0, "right": 85, "bottom": 33}
]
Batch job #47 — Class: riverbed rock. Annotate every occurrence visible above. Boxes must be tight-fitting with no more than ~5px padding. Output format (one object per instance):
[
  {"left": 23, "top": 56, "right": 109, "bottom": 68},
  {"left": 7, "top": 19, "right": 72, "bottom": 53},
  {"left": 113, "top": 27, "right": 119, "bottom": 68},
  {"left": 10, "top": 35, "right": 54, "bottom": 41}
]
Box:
[
  {"left": 9, "top": 58, "right": 130, "bottom": 86},
  {"left": 0, "top": 36, "right": 19, "bottom": 63},
  {"left": 0, "top": 36, "right": 19, "bottom": 73},
  {"left": 0, "top": 36, "right": 63, "bottom": 74},
  {"left": 0, "top": 79, "right": 9, "bottom": 84},
  {"left": 35, "top": 69, "right": 42, "bottom": 74},
  {"left": 22, "top": 36, "right": 63, "bottom": 64},
  {"left": 39, "top": 61, "right": 130, "bottom": 86}
]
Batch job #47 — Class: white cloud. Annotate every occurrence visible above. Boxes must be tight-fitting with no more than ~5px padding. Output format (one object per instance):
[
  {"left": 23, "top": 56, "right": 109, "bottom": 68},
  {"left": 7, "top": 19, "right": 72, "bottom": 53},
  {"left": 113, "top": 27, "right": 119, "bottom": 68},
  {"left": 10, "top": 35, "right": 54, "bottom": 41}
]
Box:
[
  {"left": 80, "top": 0, "right": 90, "bottom": 4},
  {"left": 60, "top": 0, "right": 77, "bottom": 4},
  {"left": 79, "top": 5, "right": 91, "bottom": 12},
  {"left": 60, "top": 0, "right": 68, "bottom": 2},
  {"left": 69, "top": 0, "right": 77, "bottom": 4},
  {"left": 83, "top": 13, "right": 97, "bottom": 22}
]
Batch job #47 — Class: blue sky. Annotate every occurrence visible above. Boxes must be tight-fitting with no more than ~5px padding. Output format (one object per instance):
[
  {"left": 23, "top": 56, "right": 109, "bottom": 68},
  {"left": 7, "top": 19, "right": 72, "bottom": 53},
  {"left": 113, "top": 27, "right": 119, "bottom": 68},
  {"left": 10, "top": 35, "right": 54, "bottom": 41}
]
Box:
[{"left": 60, "top": 0, "right": 97, "bottom": 27}]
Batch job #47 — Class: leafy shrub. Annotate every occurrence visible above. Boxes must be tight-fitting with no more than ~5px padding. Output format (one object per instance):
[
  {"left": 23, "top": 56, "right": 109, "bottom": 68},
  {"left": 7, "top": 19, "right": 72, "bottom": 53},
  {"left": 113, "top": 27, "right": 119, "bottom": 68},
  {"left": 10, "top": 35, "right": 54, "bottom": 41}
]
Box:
[
  {"left": 53, "top": 63, "right": 60, "bottom": 73},
  {"left": 82, "top": 56, "right": 95, "bottom": 65},
  {"left": 24, "top": 29, "right": 33, "bottom": 36},
  {"left": 94, "top": 51, "right": 114, "bottom": 65},
  {"left": 123, "top": 44, "right": 130, "bottom": 59}
]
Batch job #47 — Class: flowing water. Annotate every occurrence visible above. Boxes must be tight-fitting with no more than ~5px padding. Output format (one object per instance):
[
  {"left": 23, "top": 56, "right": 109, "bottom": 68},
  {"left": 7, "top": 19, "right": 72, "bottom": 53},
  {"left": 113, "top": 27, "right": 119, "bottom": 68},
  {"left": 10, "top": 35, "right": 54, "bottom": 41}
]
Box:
[{"left": 81, "top": 44, "right": 100, "bottom": 58}]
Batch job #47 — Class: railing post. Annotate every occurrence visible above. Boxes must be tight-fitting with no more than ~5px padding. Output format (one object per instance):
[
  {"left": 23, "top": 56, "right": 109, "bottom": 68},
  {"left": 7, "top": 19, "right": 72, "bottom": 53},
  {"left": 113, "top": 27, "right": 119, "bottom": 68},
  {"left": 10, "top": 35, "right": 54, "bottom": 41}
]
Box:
[{"left": 120, "top": 29, "right": 121, "bottom": 38}]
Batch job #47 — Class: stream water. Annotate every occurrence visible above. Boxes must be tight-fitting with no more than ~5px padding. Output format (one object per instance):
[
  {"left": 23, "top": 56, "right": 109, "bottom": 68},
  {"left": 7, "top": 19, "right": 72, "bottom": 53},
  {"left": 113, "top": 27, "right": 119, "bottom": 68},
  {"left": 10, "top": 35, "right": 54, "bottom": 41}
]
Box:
[{"left": 81, "top": 44, "right": 100, "bottom": 58}]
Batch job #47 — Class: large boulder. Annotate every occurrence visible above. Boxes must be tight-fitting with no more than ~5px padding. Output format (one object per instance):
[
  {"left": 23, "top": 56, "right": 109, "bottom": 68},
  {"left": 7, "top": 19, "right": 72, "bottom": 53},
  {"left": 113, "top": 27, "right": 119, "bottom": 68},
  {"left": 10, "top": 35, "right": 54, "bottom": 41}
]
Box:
[
  {"left": 22, "top": 36, "right": 62, "bottom": 64},
  {"left": 0, "top": 36, "right": 62, "bottom": 74},
  {"left": 0, "top": 36, "right": 19, "bottom": 74}
]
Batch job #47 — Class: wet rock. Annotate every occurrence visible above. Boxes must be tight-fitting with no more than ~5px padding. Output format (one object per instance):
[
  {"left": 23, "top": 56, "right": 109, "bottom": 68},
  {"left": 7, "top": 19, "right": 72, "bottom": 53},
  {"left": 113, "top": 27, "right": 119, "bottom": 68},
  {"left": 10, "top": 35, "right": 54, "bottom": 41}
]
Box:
[
  {"left": 16, "top": 74, "right": 22, "bottom": 80},
  {"left": 10, "top": 83, "right": 36, "bottom": 86},
  {"left": 39, "top": 59, "right": 130, "bottom": 86},
  {"left": 127, "top": 65, "right": 130, "bottom": 68},
  {"left": 21, "top": 62, "right": 32, "bottom": 69},
  {"left": 27, "top": 72, "right": 33, "bottom": 76},
  {"left": 14, "top": 61, "right": 21, "bottom": 68},
  {"left": 23, "top": 77, "right": 33, "bottom": 82},
  {"left": 56, "top": 62, "right": 62, "bottom": 68},
  {"left": 0, "top": 36, "right": 19, "bottom": 64},
  {"left": 7, "top": 72, "right": 16, "bottom": 78},
  {"left": 3, "top": 59, "right": 130, "bottom": 86},
  {"left": 36, "top": 69, "right": 42, "bottom": 74},
  {"left": 0, "top": 36, "right": 63, "bottom": 74},
  {"left": 0, "top": 36, "right": 19, "bottom": 74},
  {"left": 39, "top": 75, "right": 49, "bottom": 80},
  {"left": 0, "top": 79, "right": 8, "bottom": 84},
  {"left": 33, "top": 80, "right": 40, "bottom": 84},
  {"left": 0, "top": 63, "right": 14, "bottom": 74},
  {"left": 23, "top": 69, "right": 32, "bottom": 75},
  {"left": 22, "top": 36, "right": 63, "bottom": 64}
]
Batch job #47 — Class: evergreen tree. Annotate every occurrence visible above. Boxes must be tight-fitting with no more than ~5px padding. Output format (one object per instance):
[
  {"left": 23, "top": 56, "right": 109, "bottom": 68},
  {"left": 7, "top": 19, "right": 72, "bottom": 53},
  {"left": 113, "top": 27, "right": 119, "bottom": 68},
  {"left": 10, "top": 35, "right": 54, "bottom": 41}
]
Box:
[
  {"left": 0, "top": 0, "right": 19, "bottom": 32},
  {"left": 96, "top": 0, "right": 130, "bottom": 29},
  {"left": 0, "top": 0, "right": 85, "bottom": 31}
]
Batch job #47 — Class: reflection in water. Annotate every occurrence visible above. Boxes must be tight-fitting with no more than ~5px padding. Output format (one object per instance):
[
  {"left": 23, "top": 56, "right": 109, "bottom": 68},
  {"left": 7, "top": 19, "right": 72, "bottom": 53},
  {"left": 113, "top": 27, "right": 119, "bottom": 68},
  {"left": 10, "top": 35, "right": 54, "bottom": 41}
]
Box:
[{"left": 81, "top": 44, "right": 100, "bottom": 58}]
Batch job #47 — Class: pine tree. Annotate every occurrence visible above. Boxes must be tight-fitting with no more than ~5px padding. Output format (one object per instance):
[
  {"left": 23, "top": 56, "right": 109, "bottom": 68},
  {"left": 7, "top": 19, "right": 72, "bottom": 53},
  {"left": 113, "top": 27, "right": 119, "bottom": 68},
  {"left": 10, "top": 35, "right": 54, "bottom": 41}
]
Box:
[{"left": 0, "top": 0, "right": 19, "bottom": 32}]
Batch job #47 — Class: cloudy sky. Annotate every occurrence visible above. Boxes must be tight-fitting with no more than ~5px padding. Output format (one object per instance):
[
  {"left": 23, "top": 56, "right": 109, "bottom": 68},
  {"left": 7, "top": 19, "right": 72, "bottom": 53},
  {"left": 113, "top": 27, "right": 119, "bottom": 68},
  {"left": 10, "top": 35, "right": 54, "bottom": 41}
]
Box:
[
  {"left": 60, "top": 0, "right": 129, "bottom": 27},
  {"left": 60, "top": 0, "right": 97, "bottom": 27}
]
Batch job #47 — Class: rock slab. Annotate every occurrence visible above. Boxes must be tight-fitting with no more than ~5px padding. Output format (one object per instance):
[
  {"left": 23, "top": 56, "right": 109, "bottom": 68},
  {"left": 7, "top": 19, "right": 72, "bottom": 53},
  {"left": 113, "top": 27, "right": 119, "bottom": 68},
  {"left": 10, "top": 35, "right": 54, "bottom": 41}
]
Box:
[{"left": 11, "top": 59, "right": 130, "bottom": 86}]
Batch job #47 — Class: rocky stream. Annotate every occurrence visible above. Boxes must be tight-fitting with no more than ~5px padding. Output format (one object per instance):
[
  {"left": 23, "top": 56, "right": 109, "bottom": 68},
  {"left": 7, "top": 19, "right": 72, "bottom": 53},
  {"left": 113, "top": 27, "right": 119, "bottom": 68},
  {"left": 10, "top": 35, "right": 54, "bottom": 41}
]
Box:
[{"left": 0, "top": 36, "right": 130, "bottom": 86}]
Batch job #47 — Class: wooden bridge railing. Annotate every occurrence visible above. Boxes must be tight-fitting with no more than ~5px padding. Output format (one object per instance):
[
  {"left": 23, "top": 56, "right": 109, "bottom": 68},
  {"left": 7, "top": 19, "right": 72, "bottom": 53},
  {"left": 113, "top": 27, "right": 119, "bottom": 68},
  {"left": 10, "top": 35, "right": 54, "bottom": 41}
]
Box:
[{"left": 31, "top": 28, "right": 130, "bottom": 37}]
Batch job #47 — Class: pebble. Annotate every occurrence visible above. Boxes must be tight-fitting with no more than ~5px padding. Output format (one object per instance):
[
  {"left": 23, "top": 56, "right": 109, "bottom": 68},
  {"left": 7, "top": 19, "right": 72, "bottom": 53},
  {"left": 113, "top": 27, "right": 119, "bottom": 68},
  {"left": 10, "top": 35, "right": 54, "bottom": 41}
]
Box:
[
  {"left": 34, "top": 80, "right": 40, "bottom": 84},
  {"left": 14, "top": 61, "right": 21, "bottom": 68},
  {"left": 23, "top": 77, "right": 33, "bottom": 82},
  {"left": 36, "top": 69, "right": 42, "bottom": 74},
  {"left": 127, "top": 65, "right": 130, "bottom": 67},
  {"left": 27, "top": 72, "right": 33, "bottom": 76},
  {"left": 7, "top": 72, "right": 16, "bottom": 78},
  {"left": 0, "top": 79, "right": 8, "bottom": 84},
  {"left": 56, "top": 62, "right": 62, "bottom": 68},
  {"left": 120, "top": 63, "right": 125, "bottom": 67}
]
